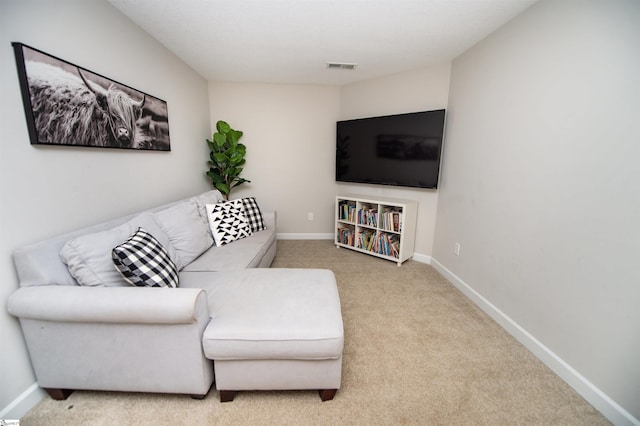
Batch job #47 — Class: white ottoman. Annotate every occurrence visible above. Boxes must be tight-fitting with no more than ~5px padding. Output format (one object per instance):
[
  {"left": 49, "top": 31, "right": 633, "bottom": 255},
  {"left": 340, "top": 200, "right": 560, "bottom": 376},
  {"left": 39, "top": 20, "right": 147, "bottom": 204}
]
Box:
[{"left": 199, "top": 268, "right": 344, "bottom": 402}]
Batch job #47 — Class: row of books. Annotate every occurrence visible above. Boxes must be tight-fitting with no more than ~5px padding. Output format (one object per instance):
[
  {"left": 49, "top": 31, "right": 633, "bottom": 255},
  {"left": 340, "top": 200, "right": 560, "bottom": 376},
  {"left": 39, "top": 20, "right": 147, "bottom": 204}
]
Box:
[
  {"left": 358, "top": 207, "right": 378, "bottom": 227},
  {"left": 338, "top": 202, "right": 403, "bottom": 233},
  {"left": 336, "top": 227, "right": 355, "bottom": 245},
  {"left": 337, "top": 228, "right": 400, "bottom": 259},
  {"left": 376, "top": 232, "right": 400, "bottom": 258},
  {"left": 338, "top": 202, "right": 357, "bottom": 222},
  {"left": 356, "top": 209, "right": 403, "bottom": 232},
  {"left": 380, "top": 209, "right": 403, "bottom": 232}
]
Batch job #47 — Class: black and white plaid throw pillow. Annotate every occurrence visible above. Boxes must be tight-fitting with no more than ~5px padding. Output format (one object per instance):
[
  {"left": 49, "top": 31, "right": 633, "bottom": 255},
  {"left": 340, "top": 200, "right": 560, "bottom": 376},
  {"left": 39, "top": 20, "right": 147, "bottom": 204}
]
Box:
[
  {"left": 112, "top": 227, "right": 179, "bottom": 288},
  {"left": 241, "top": 197, "right": 266, "bottom": 233}
]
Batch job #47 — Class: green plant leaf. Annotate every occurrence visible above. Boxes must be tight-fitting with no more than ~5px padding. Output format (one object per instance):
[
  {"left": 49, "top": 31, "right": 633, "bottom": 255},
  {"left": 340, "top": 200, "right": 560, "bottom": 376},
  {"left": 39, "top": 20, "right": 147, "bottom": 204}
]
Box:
[
  {"left": 227, "top": 129, "right": 243, "bottom": 145},
  {"left": 230, "top": 178, "right": 250, "bottom": 189},
  {"left": 229, "top": 152, "right": 244, "bottom": 165},
  {"left": 213, "top": 132, "right": 226, "bottom": 147},
  {"left": 206, "top": 171, "right": 224, "bottom": 183},
  {"left": 215, "top": 153, "right": 231, "bottom": 163},
  {"left": 216, "top": 120, "right": 230, "bottom": 133},
  {"left": 215, "top": 182, "right": 230, "bottom": 195},
  {"left": 223, "top": 146, "right": 235, "bottom": 156}
]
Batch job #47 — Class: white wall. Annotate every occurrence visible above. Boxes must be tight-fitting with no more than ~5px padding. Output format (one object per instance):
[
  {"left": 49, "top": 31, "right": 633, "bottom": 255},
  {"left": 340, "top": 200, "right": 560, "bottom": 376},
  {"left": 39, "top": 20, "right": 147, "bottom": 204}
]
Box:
[
  {"left": 433, "top": 0, "right": 640, "bottom": 422},
  {"left": 0, "top": 0, "right": 211, "bottom": 417},
  {"left": 339, "top": 64, "right": 451, "bottom": 259},
  {"left": 208, "top": 64, "right": 450, "bottom": 252},
  {"left": 208, "top": 82, "right": 341, "bottom": 236}
]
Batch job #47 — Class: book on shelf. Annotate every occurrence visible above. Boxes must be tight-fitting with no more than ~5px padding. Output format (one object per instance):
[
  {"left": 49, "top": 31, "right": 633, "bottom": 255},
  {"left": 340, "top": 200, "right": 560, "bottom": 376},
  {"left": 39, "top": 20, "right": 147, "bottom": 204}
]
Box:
[
  {"left": 338, "top": 202, "right": 356, "bottom": 222},
  {"left": 337, "top": 227, "right": 355, "bottom": 246},
  {"left": 376, "top": 232, "right": 400, "bottom": 258},
  {"left": 355, "top": 229, "right": 376, "bottom": 250},
  {"left": 358, "top": 207, "right": 378, "bottom": 228},
  {"left": 379, "top": 208, "right": 403, "bottom": 232}
]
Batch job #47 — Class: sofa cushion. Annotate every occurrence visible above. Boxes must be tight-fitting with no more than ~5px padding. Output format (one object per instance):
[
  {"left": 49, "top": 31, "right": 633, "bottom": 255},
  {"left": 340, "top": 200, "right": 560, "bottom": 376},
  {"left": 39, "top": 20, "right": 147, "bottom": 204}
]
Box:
[
  {"left": 112, "top": 227, "right": 179, "bottom": 288},
  {"left": 154, "top": 201, "right": 213, "bottom": 270},
  {"left": 191, "top": 190, "right": 225, "bottom": 224},
  {"left": 180, "top": 269, "right": 344, "bottom": 360},
  {"left": 60, "top": 212, "right": 175, "bottom": 287},
  {"left": 206, "top": 200, "right": 252, "bottom": 246},
  {"left": 241, "top": 197, "right": 266, "bottom": 233},
  {"left": 182, "top": 227, "right": 275, "bottom": 272},
  {"left": 181, "top": 211, "right": 276, "bottom": 272}
]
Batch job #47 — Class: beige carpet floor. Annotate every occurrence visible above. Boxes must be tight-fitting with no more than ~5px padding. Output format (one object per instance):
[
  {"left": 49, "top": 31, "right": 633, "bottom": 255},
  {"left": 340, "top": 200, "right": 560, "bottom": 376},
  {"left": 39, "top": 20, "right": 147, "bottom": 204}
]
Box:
[{"left": 20, "top": 240, "right": 609, "bottom": 425}]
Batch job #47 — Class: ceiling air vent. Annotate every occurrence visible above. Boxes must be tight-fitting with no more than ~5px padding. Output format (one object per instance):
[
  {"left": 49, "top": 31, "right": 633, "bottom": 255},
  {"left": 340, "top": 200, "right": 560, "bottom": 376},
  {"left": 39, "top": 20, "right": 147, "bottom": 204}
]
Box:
[{"left": 327, "top": 62, "right": 357, "bottom": 70}]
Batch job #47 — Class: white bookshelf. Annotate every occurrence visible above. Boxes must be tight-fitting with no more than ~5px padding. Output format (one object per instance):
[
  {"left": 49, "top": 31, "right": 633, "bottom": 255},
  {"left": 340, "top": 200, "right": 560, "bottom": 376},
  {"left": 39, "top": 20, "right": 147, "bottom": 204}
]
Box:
[{"left": 335, "top": 194, "right": 418, "bottom": 266}]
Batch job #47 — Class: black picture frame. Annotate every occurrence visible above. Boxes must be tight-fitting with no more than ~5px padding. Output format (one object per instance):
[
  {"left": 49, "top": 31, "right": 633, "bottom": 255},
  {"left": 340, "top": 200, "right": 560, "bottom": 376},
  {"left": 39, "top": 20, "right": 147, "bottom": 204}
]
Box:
[{"left": 12, "top": 42, "right": 171, "bottom": 151}]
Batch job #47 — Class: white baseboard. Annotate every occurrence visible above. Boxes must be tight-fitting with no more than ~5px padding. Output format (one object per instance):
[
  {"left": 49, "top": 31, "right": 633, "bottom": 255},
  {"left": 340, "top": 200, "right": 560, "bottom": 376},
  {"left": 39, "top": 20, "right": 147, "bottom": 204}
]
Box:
[
  {"left": 430, "top": 258, "right": 639, "bottom": 426},
  {"left": 0, "top": 383, "right": 45, "bottom": 420},
  {"left": 410, "top": 252, "right": 431, "bottom": 264},
  {"left": 277, "top": 233, "right": 334, "bottom": 240}
]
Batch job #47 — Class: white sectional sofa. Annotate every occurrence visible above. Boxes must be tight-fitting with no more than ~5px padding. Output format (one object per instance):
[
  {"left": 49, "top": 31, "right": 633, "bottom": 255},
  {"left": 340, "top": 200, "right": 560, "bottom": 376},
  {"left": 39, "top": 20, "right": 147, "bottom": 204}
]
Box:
[{"left": 7, "top": 190, "right": 344, "bottom": 402}]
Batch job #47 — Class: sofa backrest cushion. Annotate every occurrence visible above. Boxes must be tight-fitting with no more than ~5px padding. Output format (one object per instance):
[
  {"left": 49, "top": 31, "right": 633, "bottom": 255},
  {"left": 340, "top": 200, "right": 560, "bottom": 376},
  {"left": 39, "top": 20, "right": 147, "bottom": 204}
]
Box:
[
  {"left": 191, "top": 190, "right": 225, "bottom": 225},
  {"left": 12, "top": 190, "right": 226, "bottom": 288},
  {"left": 60, "top": 212, "right": 175, "bottom": 287},
  {"left": 154, "top": 201, "right": 213, "bottom": 270}
]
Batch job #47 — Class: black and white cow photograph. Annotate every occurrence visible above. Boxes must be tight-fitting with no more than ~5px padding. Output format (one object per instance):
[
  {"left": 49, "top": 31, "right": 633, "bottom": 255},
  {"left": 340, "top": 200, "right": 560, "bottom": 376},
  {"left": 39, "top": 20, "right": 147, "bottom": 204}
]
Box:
[{"left": 13, "top": 43, "right": 170, "bottom": 151}]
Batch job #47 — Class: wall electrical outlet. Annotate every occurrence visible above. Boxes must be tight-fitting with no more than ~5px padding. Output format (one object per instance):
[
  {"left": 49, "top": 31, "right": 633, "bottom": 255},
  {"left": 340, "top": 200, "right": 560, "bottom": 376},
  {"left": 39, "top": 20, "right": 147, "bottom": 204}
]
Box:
[
  {"left": 307, "top": 212, "right": 314, "bottom": 221},
  {"left": 454, "top": 242, "right": 461, "bottom": 256}
]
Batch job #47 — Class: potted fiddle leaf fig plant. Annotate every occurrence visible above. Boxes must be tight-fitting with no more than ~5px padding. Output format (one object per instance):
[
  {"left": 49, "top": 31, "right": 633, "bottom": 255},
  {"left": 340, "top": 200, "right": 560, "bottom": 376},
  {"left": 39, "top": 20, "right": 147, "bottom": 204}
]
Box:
[{"left": 206, "top": 120, "right": 250, "bottom": 200}]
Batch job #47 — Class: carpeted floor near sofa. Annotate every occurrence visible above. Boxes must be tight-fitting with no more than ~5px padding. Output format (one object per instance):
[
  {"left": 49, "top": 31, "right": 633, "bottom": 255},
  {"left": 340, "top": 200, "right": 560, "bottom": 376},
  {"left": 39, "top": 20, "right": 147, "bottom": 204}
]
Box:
[{"left": 20, "top": 240, "right": 609, "bottom": 425}]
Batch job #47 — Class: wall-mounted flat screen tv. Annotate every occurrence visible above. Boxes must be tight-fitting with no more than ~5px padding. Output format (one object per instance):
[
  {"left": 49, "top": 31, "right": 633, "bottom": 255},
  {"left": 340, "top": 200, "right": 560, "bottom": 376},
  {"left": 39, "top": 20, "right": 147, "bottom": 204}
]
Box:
[{"left": 336, "top": 109, "right": 446, "bottom": 189}]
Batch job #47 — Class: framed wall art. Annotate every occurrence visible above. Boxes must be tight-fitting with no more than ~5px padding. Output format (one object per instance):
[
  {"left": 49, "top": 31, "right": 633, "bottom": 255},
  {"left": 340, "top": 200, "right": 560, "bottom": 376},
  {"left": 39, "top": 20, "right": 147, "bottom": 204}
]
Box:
[{"left": 12, "top": 42, "right": 171, "bottom": 151}]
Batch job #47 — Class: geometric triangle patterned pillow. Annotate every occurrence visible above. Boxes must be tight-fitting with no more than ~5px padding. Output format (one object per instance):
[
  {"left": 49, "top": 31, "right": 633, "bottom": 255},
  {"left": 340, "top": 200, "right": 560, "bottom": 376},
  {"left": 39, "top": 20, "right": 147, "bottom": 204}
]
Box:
[
  {"left": 112, "top": 227, "right": 179, "bottom": 288},
  {"left": 206, "top": 200, "right": 252, "bottom": 246}
]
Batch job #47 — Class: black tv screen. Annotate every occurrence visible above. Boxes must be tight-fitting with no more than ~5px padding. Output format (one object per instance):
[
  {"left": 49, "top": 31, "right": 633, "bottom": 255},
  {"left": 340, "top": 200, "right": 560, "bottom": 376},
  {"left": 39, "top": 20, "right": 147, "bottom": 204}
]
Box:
[{"left": 336, "top": 109, "right": 446, "bottom": 189}]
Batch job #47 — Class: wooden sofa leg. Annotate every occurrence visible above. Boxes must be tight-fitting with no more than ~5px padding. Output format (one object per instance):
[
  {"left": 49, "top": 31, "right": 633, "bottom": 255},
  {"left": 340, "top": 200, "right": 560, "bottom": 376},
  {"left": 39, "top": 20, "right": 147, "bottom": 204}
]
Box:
[
  {"left": 219, "top": 390, "right": 237, "bottom": 402},
  {"left": 319, "top": 389, "right": 337, "bottom": 401},
  {"left": 44, "top": 388, "right": 74, "bottom": 400}
]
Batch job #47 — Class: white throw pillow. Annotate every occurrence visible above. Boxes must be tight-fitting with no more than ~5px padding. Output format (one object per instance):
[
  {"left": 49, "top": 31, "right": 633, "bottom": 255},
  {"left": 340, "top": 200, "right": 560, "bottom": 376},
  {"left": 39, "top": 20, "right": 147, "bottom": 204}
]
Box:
[
  {"left": 112, "top": 227, "right": 179, "bottom": 288},
  {"left": 206, "top": 200, "right": 252, "bottom": 246},
  {"left": 154, "top": 201, "right": 213, "bottom": 270}
]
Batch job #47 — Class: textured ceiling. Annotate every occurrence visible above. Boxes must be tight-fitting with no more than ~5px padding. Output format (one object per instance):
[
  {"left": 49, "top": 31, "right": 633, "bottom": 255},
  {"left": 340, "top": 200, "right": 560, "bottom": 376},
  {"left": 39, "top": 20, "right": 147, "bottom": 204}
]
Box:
[{"left": 108, "top": 0, "right": 538, "bottom": 86}]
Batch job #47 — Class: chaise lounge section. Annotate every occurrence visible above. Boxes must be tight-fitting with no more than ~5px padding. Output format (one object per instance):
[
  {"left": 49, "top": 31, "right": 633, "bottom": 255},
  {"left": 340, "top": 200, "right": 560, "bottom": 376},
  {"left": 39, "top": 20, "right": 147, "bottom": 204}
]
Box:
[{"left": 183, "top": 268, "right": 343, "bottom": 402}]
